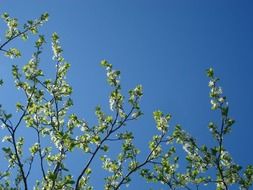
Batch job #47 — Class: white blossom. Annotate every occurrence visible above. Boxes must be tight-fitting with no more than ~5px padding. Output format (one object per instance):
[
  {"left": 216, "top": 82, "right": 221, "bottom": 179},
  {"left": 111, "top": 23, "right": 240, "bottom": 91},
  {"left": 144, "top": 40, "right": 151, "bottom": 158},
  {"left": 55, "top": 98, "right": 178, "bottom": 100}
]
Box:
[
  {"left": 183, "top": 142, "right": 191, "bottom": 155},
  {"left": 208, "top": 80, "right": 215, "bottom": 87},
  {"left": 109, "top": 97, "right": 115, "bottom": 111}
]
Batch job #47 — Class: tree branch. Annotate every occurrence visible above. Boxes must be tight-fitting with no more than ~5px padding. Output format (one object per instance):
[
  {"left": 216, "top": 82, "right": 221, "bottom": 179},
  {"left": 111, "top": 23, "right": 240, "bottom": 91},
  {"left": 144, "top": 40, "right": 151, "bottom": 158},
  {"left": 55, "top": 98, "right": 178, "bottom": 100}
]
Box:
[{"left": 75, "top": 106, "right": 135, "bottom": 190}]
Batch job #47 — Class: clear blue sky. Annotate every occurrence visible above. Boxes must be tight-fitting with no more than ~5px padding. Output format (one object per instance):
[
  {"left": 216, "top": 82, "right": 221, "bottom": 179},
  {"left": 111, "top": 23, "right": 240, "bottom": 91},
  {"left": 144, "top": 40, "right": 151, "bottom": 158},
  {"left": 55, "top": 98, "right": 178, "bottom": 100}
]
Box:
[{"left": 0, "top": 1, "right": 253, "bottom": 189}]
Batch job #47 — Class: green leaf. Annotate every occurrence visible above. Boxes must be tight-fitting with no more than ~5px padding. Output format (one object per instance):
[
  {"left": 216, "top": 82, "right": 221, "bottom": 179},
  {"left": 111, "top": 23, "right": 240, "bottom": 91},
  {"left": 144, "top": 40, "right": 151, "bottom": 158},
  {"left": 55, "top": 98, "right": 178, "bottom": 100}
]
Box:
[
  {"left": 5, "top": 48, "right": 21, "bottom": 58},
  {"left": 206, "top": 68, "right": 214, "bottom": 78}
]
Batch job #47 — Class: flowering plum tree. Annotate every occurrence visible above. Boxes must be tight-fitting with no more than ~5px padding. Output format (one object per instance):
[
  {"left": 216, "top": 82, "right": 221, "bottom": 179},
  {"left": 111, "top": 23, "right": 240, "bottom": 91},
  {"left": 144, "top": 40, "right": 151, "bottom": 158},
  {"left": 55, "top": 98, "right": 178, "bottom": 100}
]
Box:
[{"left": 0, "top": 13, "right": 252, "bottom": 190}]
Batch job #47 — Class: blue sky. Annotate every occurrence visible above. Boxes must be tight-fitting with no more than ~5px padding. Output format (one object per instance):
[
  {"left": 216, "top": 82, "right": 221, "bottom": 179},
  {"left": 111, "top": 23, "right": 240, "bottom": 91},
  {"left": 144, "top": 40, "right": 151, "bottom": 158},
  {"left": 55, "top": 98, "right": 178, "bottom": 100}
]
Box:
[{"left": 0, "top": 1, "right": 253, "bottom": 189}]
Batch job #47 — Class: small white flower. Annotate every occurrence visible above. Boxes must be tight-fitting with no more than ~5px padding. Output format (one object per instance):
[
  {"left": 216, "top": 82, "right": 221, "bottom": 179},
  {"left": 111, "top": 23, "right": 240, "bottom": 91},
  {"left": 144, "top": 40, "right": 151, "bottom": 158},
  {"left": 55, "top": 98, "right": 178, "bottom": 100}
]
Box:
[
  {"left": 2, "top": 136, "right": 11, "bottom": 142},
  {"left": 80, "top": 122, "right": 88, "bottom": 132},
  {"left": 217, "top": 87, "right": 223, "bottom": 95},
  {"left": 208, "top": 81, "right": 215, "bottom": 87},
  {"left": 211, "top": 99, "right": 219, "bottom": 110},
  {"left": 109, "top": 98, "right": 115, "bottom": 111},
  {"left": 1, "top": 123, "right": 6, "bottom": 129},
  {"left": 218, "top": 97, "right": 225, "bottom": 103},
  {"left": 183, "top": 143, "right": 191, "bottom": 155}
]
